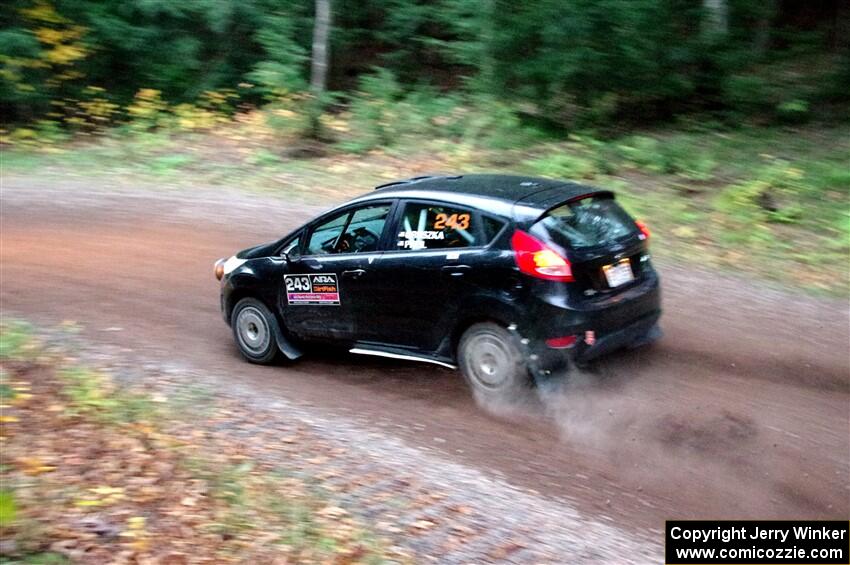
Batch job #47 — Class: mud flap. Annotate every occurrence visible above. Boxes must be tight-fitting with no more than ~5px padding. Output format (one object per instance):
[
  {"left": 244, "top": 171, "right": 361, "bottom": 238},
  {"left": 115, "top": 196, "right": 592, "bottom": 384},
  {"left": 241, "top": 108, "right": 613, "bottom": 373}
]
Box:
[
  {"left": 506, "top": 324, "right": 575, "bottom": 390},
  {"left": 272, "top": 320, "right": 303, "bottom": 360}
]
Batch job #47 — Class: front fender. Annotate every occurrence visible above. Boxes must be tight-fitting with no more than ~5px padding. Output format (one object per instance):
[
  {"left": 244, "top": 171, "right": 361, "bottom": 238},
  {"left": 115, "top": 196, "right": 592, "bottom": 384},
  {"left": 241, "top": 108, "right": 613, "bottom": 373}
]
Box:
[{"left": 222, "top": 261, "right": 303, "bottom": 361}]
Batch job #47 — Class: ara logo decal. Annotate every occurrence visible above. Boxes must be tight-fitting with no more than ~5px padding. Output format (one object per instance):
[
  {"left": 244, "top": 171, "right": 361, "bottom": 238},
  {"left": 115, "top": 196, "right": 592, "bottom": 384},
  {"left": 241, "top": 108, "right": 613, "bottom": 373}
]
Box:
[{"left": 284, "top": 273, "right": 340, "bottom": 305}]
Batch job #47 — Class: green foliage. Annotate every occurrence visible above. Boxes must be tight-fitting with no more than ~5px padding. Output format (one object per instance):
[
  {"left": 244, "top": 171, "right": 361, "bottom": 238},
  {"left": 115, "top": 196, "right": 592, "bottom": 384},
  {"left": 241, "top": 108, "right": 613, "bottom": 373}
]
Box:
[
  {"left": 436, "top": 0, "right": 705, "bottom": 126},
  {"left": 394, "top": 88, "right": 465, "bottom": 138},
  {"left": 461, "top": 96, "right": 542, "bottom": 150},
  {"left": 2, "top": 0, "right": 846, "bottom": 135},
  {"left": 248, "top": 9, "right": 309, "bottom": 96},
  {"left": 617, "top": 135, "right": 718, "bottom": 180},
  {"left": 617, "top": 136, "right": 665, "bottom": 173},
  {"left": 58, "top": 366, "right": 116, "bottom": 416},
  {"left": 526, "top": 151, "right": 597, "bottom": 180},
  {"left": 340, "top": 68, "right": 403, "bottom": 152},
  {"left": 0, "top": 489, "right": 16, "bottom": 527},
  {"left": 722, "top": 74, "right": 773, "bottom": 114},
  {"left": 126, "top": 89, "right": 169, "bottom": 131},
  {"left": 338, "top": 72, "right": 542, "bottom": 152},
  {"left": 775, "top": 99, "right": 810, "bottom": 125},
  {"left": 246, "top": 148, "right": 282, "bottom": 167},
  {"left": 0, "top": 321, "right": 35, "bottom": 360},
  {"left": 58, "top": 366, "right": 158, "bottom": 424},
  {"left": 149, "top": 153, "right": 196, "bottom": 174},
  {"left": 715, "top": 159, "right": 806, "bottom": 225}
]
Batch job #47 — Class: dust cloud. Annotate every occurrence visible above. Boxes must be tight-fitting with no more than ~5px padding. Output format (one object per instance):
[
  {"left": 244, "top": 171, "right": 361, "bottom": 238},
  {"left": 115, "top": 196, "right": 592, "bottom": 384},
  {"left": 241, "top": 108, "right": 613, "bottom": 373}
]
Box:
[{"left": 469, "top": 351, "right": 842, "bottom": 519}]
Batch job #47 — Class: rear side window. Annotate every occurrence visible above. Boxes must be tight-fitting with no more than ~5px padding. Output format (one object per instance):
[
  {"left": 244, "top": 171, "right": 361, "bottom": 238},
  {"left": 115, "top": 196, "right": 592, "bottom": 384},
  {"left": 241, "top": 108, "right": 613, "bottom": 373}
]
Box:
[
  {"left": 533, "top": 196, "right": 637, "bottom": 249},
  {"left": 482, "top": 216, "right": 506, "bottom": 243},
  {"left": 396, "top": 203, "right": 480, "bottom": 251}
]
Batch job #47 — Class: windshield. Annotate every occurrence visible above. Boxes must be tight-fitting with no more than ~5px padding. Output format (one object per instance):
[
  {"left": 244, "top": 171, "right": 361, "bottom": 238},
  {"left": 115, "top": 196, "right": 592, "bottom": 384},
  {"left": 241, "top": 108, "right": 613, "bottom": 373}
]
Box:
[{"left": 532, "top": 196, "right": 638, "bottom": 249}]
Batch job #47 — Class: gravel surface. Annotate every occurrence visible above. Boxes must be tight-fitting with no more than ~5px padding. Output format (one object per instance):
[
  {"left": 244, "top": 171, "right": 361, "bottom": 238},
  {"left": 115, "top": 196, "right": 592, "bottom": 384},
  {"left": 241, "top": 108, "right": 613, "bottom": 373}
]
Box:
[{"left": 45, "top": 331, "right": 662, "bottom": 564}]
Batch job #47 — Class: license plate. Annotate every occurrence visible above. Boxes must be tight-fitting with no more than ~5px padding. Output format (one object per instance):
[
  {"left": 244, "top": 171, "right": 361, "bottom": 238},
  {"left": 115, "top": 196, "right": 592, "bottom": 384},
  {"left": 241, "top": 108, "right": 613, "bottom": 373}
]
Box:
[{"left": 603, "top": 259, "right": 634, "bottom": 288}]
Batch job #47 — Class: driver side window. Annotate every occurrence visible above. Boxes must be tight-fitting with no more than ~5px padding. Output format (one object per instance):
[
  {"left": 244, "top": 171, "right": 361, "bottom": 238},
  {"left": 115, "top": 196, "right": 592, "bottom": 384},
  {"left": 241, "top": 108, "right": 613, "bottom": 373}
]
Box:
[{"left": 306, "top": 204, "right": 391, "bottom": 255}]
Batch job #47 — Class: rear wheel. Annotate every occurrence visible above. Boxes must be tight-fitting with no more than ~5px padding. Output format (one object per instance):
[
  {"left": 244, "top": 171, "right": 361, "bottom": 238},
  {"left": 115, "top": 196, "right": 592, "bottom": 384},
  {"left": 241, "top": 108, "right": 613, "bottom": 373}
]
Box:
[
  {"left": 458, "top": 322, "right": 531, "bottom": 402},
  {"left": 231, "top": 298, "right": 280, "bottom": 364}
]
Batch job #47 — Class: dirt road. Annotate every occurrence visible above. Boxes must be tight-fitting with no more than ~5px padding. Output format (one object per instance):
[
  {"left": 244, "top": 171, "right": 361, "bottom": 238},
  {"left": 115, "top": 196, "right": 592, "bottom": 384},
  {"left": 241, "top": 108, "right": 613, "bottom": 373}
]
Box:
[{"left": 2, "top": 179, "right": 848, "bottom": 536}]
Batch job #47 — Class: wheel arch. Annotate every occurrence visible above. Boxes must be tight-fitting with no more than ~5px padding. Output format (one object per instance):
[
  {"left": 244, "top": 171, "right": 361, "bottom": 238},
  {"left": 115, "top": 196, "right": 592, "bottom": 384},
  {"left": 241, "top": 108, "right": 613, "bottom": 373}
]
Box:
[
  {"left": 443, "top": 301, "right": 519, "bottom": 362},
  {"left": 225, "top": 277, "right": 303, "bottom": 361}
]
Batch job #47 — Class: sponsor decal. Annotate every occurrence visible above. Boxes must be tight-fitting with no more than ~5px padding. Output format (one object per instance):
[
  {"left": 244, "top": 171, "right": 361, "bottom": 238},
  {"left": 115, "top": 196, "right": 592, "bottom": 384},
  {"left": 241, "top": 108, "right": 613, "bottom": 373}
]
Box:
[
  {"left": 284, "top": 274, "right": 340, "bottom": 305},
  {"left": 397, "top": 230, "right": 444, "bottom": 250}
]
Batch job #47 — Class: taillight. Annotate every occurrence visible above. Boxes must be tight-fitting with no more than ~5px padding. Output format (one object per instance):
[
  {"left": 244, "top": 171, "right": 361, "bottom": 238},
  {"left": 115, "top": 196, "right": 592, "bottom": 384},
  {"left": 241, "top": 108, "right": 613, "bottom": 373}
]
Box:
[
  {"left": 511, "top": 230, "right": 574, "bottom": 282},
  {"left": 635, "top": 220, "right": 650, "bottom": 241},
  {"left": 546, "top": 335, "right": 577, "bottom": 349}
]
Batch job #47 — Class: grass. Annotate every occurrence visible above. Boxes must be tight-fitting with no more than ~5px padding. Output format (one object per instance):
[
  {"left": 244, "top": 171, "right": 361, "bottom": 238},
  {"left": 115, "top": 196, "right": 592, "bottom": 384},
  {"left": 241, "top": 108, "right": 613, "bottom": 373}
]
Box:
[{"left": 3, "top": 122, "right": 848, "bottom": 294}]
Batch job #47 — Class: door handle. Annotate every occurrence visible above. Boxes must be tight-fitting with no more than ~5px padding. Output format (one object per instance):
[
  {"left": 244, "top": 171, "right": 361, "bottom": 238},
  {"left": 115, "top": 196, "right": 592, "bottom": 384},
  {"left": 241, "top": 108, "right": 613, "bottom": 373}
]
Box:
[
  {"left": 342, "top": 269, "right": 366, "bottom": 279},
  {"left": 441, "top": 265, "right": 471, "bottom": 277}
]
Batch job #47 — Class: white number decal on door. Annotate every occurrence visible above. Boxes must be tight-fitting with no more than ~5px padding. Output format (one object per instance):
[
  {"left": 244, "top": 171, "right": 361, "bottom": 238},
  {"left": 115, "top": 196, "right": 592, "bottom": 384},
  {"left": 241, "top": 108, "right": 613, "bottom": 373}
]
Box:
[{"left": 285, "top": 275, "right": 311, "bottom": 292}]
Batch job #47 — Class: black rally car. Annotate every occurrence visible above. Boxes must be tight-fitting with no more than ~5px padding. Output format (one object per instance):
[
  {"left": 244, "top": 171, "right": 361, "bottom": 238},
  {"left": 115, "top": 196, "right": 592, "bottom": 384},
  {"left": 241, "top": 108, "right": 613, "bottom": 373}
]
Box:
[{"left": 215, "top": 174, "right": 661, "bottom": 400}]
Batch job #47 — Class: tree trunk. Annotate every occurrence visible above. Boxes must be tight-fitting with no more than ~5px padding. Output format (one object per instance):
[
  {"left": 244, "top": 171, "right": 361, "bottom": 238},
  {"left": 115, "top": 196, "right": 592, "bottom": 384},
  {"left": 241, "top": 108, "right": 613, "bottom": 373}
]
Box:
[
  {"left": 753, "top": 0, "right": 775, "bottom": 56},
  {"left": 310, "top": 0, "right": 332, "bottom": 94},
  {"left": 702, "top": 0, "right": 729, "bottom": 38}
]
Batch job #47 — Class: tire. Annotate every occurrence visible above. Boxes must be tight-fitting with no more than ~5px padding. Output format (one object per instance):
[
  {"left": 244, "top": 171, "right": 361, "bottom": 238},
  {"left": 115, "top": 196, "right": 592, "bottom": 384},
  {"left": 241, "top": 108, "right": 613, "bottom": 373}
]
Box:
[
  {"left": 457, "top": 322, "right": 531, "bottom": 403},
  {"left": 231, "top": 298, "right": 281, "bottom": 364}
]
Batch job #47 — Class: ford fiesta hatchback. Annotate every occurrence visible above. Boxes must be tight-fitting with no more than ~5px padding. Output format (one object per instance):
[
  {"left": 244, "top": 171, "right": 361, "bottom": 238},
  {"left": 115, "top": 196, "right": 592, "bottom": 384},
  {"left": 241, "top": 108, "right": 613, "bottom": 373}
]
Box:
[{"left": 215, "top": 174, "right": 661, "bottom": 400}]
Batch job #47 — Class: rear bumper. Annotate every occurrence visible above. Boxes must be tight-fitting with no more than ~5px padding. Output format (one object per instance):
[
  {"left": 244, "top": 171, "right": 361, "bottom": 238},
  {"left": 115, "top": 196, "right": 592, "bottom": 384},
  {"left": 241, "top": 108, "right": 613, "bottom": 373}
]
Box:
[
  {"left": 522, "top": 309, "right": 661, "bottom": 377},
  {"left": 519, "top": 272, "right": 661, "bottom": 376},
  {"left": 573, "top": 309, "right": 661, "bottom": 362}
]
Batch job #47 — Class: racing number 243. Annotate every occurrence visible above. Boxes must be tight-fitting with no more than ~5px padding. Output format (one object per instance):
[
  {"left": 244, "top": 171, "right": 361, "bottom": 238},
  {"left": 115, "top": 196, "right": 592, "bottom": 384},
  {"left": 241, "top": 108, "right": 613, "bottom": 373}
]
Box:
[
  {"left": 434, "top": 213, "right": 470, "bottom": 230},
  {"left": 285, "top": 275, "right": 311, "bottom": 292}
]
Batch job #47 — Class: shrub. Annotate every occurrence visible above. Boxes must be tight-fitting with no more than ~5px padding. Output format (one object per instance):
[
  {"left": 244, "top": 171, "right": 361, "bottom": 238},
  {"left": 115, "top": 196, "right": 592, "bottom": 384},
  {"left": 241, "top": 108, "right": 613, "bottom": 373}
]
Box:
[
  {"left": 677, "top": 154, "right": 717, "bottom": 181},
  {"left": 3, "top": 120, "right": 70, "bottom": 149},
  {"left": 395, "top": 88, "right": 465, "bottom": 138},
  {"left": 617, "top": 135, "right": 665, "bottom": 172},
  {"left": 461, "top": 95, "right": 543, "bottom": 150},
  {"left": 526, "top": 151, "right": 598, "bottom": 180},
  {"left": 339, "top": 68, "right": 404, "bottom": 153},
  {"left": 657, "top": 142, "right": 717, "bottom": 180},
  {"left": 67, "top": 86, "right": 120, "bottom": 134},
  {"left": 265, "top": 101, "right": 307, "bottom": 137},
  {"left": 722, "top": 74, "right": 774, "bottom": 115},
  {"left": 126, "top": 89, "right": 168, "bottom": 131},
  {"left": 715, "top": 159, "right": 805, "bottom": 224},
  {"left": 775, "top": 99, "right": 810, "bottom": 125}
]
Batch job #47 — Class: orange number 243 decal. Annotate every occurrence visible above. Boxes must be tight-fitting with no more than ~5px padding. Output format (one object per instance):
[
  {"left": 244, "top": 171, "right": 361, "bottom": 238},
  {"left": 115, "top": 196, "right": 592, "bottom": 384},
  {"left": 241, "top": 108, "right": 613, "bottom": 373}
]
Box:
[{"left": 434, "top": 213, "right": 470, "bottom": 230}]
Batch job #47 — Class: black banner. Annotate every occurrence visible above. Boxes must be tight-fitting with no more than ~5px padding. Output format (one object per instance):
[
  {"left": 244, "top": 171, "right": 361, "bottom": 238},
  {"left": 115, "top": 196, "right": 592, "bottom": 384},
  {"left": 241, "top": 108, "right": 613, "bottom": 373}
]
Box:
[{"left": 666, "top": 521, "right": 849, "bottom": 564}]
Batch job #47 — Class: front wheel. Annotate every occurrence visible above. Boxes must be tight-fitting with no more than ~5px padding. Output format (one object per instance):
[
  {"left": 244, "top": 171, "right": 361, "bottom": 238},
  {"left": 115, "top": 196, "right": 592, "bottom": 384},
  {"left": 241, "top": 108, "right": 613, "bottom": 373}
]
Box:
[
  {"left": 231, "top": 298, "right": 281, "bottom": 364},
  {"left": 458, "top": 322, "right": 531, "bottom": 403}
]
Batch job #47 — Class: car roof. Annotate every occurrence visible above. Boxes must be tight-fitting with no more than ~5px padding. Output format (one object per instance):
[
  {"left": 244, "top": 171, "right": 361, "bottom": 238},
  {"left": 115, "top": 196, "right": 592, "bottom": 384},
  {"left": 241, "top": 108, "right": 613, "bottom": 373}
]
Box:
[{"left": 350, "top": 174, "right": 612, "bottom": 222}]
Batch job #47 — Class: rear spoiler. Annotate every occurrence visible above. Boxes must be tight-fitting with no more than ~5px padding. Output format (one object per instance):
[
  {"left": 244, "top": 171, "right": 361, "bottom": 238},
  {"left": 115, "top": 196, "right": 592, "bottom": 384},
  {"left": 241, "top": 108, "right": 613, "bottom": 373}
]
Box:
[{"left": 513, "top": 184, "right": 614, "bottom": 222}]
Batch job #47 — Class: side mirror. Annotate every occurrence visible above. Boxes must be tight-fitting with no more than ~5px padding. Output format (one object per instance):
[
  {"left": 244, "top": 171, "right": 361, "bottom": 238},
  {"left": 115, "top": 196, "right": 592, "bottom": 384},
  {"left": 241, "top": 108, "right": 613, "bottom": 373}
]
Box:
[{"left": 281, "top": 249, "right": 301, "bottom": 263}]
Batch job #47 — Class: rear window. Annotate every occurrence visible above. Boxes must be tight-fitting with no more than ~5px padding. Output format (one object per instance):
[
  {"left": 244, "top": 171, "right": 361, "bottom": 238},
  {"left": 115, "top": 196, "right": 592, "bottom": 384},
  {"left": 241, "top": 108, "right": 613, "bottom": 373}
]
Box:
[{"left": 532, "top": 196, "right": 637, "bottom": 249}]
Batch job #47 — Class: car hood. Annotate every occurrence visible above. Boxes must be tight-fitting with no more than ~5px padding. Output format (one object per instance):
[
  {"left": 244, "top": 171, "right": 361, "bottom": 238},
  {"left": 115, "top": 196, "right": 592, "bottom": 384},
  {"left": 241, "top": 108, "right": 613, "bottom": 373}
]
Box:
[{"left": 236, "top": 240, "right": 281, "bottom": 259}]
